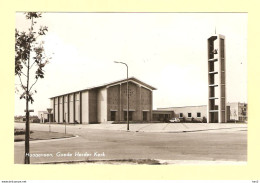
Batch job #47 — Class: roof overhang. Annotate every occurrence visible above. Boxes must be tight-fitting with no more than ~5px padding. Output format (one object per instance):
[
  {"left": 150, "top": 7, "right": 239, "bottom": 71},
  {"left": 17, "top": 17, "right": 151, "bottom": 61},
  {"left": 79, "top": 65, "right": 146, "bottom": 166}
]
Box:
[{"left": 49, "top": 77, "right": 156, "bottom": 99}]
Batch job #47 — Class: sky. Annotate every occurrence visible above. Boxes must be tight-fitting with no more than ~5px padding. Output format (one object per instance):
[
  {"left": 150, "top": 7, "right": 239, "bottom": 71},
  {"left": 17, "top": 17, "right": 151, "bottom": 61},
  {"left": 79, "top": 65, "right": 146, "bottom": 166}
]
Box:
[{"left": 15, "top": 13, "right": 247, "bottom": 116}]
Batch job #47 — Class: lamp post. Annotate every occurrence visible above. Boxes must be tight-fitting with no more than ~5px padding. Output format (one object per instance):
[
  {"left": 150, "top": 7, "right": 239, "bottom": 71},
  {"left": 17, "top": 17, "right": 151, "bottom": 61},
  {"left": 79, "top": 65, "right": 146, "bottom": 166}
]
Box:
[{"left": 114, "top": 61, "right": 129, "bottom": 131}]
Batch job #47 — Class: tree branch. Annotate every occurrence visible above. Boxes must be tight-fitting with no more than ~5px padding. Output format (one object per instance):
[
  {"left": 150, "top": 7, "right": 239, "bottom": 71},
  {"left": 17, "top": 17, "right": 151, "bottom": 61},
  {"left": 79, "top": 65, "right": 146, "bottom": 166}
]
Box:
[
  {"left": 22, "top": 60, "right": 29, "bottom": 69},
  {"left": 18, "top": 74, "right": 26, "bottom": 91},
  {"left": 21, "top": 71, "right": 27, "bottom": 77},
  {"left": 29, "top": 61, "right": 36, "bottom": 69},
  {"left": 21, "top": 54, "right": 28, "bottom": 69},
  {"left": 28, "top": 78, "right": 38, "bottom": 92}
]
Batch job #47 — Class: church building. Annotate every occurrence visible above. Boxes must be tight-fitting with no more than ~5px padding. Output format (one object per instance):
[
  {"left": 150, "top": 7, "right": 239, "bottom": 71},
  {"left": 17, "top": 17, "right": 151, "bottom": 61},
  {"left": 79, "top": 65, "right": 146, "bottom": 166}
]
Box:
[{"left": 50, "top": 77, "right": 156, "bottom": 124}]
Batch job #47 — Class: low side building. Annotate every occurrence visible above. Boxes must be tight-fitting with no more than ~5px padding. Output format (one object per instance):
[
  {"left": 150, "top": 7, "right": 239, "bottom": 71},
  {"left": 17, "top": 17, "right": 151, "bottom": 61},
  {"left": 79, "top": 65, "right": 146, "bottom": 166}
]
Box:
[
  {"left": 152, "top": 110, "right": 174, "bottom": 122},
  {"left": 156, "top": 103, "right": 248, "bottom": 123},
  {"left": 49, "top": 77, "right": 156, "bottom": 124},
  {"left": 157, "top": 105, "right": 207, "bottom": 122}
]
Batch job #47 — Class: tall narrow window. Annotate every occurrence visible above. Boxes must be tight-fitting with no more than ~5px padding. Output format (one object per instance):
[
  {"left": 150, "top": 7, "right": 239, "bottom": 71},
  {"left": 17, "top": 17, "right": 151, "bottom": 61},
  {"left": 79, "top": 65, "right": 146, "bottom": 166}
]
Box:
[
  {"left": 129, "top": 111, "right": 133, "bottom": 121},
  {"left": 124, "top": 111, "right": 127, "bottom": 121},
  {"left": 143, "top": 111, "right": 147, "bottom": 121},
  {"left": 197, "top": 112, "right": 201, "bottom": 118},
  {"left": 179, "top": 113, "right": 183, "bottom": 118},
  {"left": 111, "top": 111, "right": 116, "bottom": 121},
  {"left": 124, "top": 111, "right": 133, "bottom": 121}
]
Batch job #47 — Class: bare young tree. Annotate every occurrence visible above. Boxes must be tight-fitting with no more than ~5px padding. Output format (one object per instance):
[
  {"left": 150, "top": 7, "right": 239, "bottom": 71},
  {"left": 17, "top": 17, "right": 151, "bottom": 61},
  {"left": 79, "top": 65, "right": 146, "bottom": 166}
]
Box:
[{"left": 15, "top": 12, "right": 51, "bottom": 164}]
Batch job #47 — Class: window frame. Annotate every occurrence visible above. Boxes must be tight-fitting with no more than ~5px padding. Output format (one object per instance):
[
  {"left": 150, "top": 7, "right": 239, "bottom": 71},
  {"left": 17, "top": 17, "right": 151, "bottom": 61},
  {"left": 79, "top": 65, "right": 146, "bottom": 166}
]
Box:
[
  {"left": 188, "top": 113, "right": 192, "bottom": 118},
  {"left": 197, "top": 112, "right": 201, "bottom": 118}
]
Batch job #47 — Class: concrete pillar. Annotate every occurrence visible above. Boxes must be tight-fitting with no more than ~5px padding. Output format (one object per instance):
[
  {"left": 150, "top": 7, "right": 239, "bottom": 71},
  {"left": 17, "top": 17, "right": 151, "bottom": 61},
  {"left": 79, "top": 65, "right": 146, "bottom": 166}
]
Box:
[
  {"left": 79, "top": 92, "right": 82, "bottom": 124},
  {"left": 62, "top": 95, "right": 64, "bottom": 123},
  {"left": 139, "top": 86, "right": 142, "bottom": 121},
  {"left": 58, "top": 97, "right": 60, "bottom": 123},
  {"left": 73, "top": 93, "right": 75, "bottom": 123},
  {"left": 67, "top": 94, "right": 70, "bottom": 123},
  {"left": 106, "top": 88, "right": 109, "bottom": 121},
  {"left": 53, "top": 98, "right": 55, "bottom": 122},
  {"left": 119, "top": 84, "right": 121, "bottom": 121},
  {"left": 150, "top": 90, "right": 153, "bottom": 121}
]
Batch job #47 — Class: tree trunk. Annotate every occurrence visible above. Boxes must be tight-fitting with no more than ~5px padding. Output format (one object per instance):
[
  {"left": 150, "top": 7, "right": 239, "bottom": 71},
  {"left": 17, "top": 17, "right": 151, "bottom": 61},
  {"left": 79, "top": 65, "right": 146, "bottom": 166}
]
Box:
[
  {"left": 24, "top": 100, "right": 30, "bottom": 164},
  {"left": 24, "top": 56, "right": 30, "bottom": 164},
  {"left": 24, "top": 18, "right": 32, "bottom": 164}
]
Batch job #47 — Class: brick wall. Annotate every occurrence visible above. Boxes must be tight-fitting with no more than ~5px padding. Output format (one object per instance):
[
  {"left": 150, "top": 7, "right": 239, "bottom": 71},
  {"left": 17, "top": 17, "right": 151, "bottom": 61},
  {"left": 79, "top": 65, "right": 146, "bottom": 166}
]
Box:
[{"left": 107, "top": 82, "right": 152, "bottom": 122}]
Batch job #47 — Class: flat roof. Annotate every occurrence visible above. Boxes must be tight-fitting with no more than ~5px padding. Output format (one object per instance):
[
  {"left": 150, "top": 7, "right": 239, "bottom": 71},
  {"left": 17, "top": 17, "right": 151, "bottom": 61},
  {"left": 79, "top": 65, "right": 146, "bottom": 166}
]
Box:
[
  {"left": 50, "top": 77, "right": 156, "bottom": 99},
  {"left": 157, "top": 105, "right": 207, "bottom": 109},
  {"left": 152, "top": 110, "right": 174, "bottom": 112}
]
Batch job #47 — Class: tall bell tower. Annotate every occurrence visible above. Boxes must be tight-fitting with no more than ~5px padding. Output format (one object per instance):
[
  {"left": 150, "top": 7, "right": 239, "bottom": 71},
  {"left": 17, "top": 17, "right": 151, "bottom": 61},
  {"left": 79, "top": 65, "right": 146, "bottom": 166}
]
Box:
[{"left": 207, "top": 34, "right": 227, "bottom": 123}]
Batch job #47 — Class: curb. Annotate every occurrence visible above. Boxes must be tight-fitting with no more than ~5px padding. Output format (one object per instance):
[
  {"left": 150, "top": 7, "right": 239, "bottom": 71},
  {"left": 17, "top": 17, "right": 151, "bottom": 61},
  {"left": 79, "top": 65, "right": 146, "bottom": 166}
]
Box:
[{"left": 14, "top": 135, "right": 79, "bottom": 146}]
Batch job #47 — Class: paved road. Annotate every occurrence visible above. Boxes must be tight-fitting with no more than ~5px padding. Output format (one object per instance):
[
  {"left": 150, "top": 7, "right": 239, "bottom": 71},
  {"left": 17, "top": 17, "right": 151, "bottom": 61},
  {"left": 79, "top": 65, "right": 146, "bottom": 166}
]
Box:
[{"left": 14, "top": 123, "right": 247, "bottom": 164}]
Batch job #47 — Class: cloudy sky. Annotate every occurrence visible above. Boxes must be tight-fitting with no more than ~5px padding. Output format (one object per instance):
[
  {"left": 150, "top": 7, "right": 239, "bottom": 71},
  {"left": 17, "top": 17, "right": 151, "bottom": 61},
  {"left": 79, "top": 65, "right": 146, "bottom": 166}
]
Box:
[{"left": 15, "top": 13, "right": 247, "bottom": 116}]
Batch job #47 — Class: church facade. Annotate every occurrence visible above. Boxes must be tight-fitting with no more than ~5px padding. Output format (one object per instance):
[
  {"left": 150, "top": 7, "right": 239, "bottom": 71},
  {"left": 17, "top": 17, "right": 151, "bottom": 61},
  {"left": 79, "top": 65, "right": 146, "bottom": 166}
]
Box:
[{"left": 50, "top": 77, "right": 156, "bottom": 124}]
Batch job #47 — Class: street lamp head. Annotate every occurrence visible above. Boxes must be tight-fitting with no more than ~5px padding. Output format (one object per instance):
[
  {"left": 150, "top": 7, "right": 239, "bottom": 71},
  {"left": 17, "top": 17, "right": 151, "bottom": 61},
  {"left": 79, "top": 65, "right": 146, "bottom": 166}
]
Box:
[{"left": 114, "top": 61, "right": 128, "bottom": 67}]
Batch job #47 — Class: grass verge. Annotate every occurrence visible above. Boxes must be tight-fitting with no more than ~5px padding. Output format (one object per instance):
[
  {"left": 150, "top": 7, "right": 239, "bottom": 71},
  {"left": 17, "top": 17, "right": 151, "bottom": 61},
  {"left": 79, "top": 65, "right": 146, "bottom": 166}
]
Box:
[{"left": 14, "top": 130, "right": 74, "bottom": 142}]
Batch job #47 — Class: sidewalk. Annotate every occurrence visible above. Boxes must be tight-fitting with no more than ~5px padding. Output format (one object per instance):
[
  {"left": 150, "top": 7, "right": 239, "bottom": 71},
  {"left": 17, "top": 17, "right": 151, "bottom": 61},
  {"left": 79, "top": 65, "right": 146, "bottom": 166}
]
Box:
[
  {"left": 15, "top": 122, "right": 247, "bottom": 133},
  {"left": 78, "top": 123, "right": 247, "bottom": 133}
]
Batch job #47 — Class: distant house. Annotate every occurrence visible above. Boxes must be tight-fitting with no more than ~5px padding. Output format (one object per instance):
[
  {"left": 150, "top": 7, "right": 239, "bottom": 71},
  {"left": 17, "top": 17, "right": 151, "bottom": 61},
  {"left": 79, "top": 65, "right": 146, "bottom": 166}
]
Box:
[
  {"left": 14, "top": 116, "right": 24, "bottom": 122},
  {"left": 15, "top": 116, "right": 39, "bottom": 123},
  {"left": 38, "top": 111, "right": 48, "bottom": 123},
  {"left": 226, "top": 102, "right": 248, "bottom": 122}
]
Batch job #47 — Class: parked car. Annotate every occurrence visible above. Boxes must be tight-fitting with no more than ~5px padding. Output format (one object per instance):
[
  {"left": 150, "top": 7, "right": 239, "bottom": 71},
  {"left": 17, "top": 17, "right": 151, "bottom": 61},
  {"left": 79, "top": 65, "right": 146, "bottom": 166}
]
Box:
[{"left": 169, "top": 118, "right": 180, "bottom": 123}]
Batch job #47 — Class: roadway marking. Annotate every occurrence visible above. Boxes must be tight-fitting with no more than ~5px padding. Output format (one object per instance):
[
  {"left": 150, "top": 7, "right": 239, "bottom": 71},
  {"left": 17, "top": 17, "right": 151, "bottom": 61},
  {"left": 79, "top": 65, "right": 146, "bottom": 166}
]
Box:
[
  {"left": 181, "top": 123, "right": 189, "bottom": 129},
  {"left": 136, "top": 124, "right": 153, "bottom": 131},
  {"left": 162, "top": 123, "right": 170, "bottom": 131}
]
